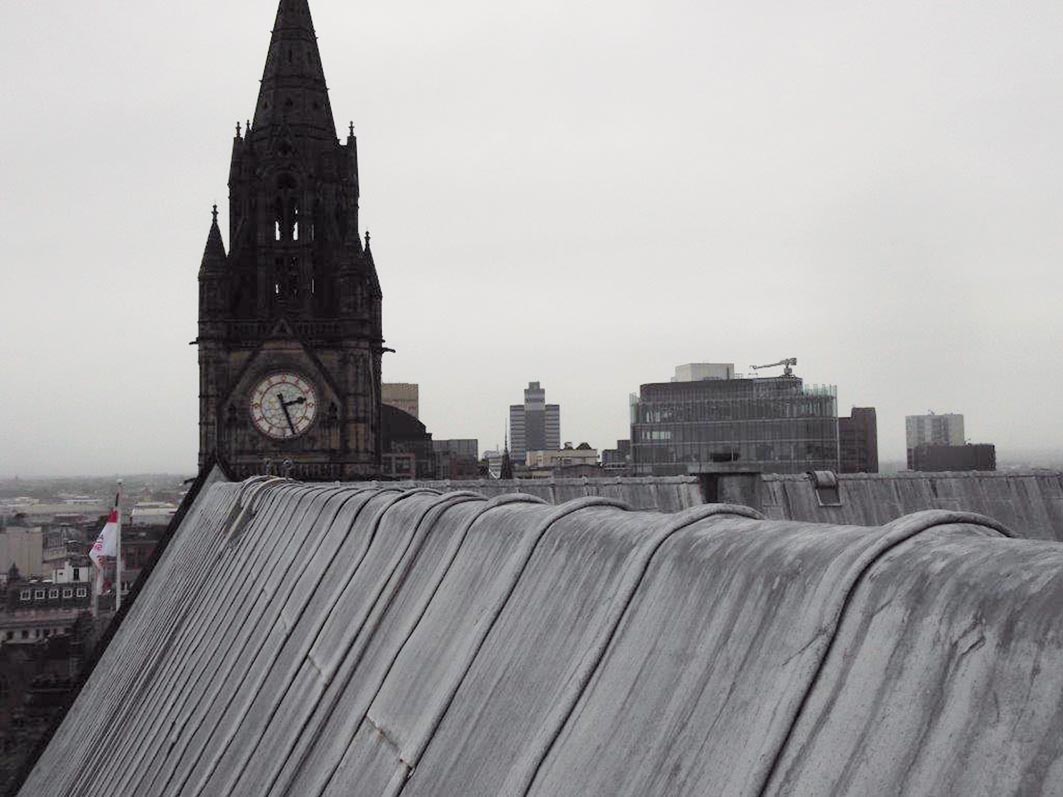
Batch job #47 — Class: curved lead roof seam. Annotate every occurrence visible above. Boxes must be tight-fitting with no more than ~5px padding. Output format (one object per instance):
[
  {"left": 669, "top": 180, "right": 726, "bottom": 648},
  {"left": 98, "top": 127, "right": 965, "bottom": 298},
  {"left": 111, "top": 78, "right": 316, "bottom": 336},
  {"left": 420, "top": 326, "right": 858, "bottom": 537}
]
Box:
[
  {"left": 184, "top": 488, "right": 453, "bottom": 797},
  {"left": 117, "top": 483, "right": 322, "bottom": 796},
  {"left": 209, "top": 490, "right": 429, "bottom": 794},
  {"left": 139, "top": 484, "right": 363, "bottom": 797},
  {"left": 70, "top": 484, "right": 252, "bottom": 796},
  {"left": 315, "top": 492, "right": 551, "bottom": 796},
  {"left": 158, "top": 486, "right": 384, "bottom": 795},
  {"left": 224, "top": 490, "right": 483, "bottom": 795},
  {"left": 514, "top": 504, "right": 768, "bottom": 796},
  {"left": 261, "top": 493, "right": 488, "bottom": 797},
  {"left": 145, "top": 484, "right": 339, "bottom": 795},
  {"left": 755, "top": 509, "right": 1015, "bottom": 797},
  {"left": 265, "top": 491, "right": 491, "bottom": 797},
  {"left": 50, "top": 485, "right": 246, "bottom": 796},
  {"left": 60, "top": 485, "right": 244, "bottom": 797},
  {"left": 395, "top": 496, "right": 636, "bottom": 791}
]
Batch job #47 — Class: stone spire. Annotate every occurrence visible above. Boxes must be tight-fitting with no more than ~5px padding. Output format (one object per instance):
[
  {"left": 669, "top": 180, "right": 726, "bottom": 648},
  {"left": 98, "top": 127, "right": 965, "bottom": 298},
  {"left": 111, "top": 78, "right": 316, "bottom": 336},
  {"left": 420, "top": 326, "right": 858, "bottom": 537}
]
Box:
[
  {"left": 200, "top": 205, "right": 227, "bottom": 272},
  {"left": 251, "top": 0, "right": 336, "bottom": 141},
  {"left": 362, "top": 230, "right": 382, "bottom": 299},
  {"left": 501, "top": 431, "right": 514, "bottom": 480}
]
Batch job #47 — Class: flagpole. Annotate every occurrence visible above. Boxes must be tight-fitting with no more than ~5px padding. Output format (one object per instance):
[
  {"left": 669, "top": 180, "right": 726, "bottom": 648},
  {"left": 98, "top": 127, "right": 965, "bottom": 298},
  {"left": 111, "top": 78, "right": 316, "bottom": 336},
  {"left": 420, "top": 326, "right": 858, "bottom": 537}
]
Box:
[{"left": 115, "top": 479, "right": 123, "bottom": 612}]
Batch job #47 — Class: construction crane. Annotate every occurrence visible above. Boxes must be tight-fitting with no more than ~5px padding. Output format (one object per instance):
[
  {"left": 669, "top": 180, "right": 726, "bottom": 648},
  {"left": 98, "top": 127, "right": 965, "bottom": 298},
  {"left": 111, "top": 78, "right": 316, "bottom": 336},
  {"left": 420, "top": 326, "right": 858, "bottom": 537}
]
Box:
[{"left": 750, "top": 357, "right": 798, "bottom": 377}]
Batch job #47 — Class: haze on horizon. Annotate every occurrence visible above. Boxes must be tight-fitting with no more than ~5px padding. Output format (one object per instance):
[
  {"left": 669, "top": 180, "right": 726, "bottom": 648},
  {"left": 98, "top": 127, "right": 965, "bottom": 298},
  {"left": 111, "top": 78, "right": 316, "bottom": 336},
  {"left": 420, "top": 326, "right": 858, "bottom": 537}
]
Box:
[{"left": 1, "top": 0, "right": 1061, "bottom": 478}]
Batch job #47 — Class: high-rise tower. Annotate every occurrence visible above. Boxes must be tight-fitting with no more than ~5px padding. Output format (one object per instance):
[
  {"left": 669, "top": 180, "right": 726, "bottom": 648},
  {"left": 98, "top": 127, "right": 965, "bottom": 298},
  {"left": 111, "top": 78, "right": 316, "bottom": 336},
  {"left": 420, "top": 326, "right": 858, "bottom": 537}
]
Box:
[
  {"left": 509, "top": 382, "right": 561, "bottom": 462},
  {"left": 197, "top": 0, "right": 383, "bottom": 480}
]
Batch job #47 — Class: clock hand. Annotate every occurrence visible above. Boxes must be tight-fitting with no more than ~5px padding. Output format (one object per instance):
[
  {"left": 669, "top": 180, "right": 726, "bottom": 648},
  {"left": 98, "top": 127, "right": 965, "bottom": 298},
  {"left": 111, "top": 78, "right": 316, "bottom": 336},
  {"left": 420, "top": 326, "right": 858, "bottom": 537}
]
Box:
[{"left": 277, "top": 393, "right": 297, "bottom": 435}]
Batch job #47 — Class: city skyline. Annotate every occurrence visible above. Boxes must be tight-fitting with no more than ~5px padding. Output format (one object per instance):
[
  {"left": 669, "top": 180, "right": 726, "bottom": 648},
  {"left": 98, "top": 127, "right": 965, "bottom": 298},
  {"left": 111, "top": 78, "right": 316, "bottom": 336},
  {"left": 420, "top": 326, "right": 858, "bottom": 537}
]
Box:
[{"left": 3, "top": 0, "right": 1063, "bottom": 476}]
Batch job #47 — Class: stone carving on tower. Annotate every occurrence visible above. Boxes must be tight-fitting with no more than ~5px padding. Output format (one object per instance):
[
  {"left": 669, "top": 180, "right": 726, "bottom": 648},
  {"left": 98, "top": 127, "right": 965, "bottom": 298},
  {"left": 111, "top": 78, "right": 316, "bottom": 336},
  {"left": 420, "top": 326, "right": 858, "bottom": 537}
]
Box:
[{"left": 196, "top": 0, "right": 383, "bottom": 480}]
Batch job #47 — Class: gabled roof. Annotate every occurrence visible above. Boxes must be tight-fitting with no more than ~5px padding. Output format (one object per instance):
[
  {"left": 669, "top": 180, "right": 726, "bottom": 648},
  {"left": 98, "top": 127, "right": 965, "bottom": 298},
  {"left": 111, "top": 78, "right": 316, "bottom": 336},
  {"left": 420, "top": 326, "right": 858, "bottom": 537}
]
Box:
[{"left": 21, "top": 481, "right": 1063, "bottom": 795}]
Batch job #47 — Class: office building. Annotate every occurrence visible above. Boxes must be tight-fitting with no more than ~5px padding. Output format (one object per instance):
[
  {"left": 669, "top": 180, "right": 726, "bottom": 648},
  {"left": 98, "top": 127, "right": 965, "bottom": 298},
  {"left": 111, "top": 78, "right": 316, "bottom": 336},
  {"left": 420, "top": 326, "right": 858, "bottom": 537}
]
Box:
[
  {"left": 526, "top": 443, "right": 599, "bottom": 469},
  {"left": 905, "top": 413, "right": 964, "bottom": 468},
  {"left": 911, "top": 443, "right": 996, "bottom": 472},
  {"left": 601, "top": 440, "right": 632, "bottom": 473},
  {"left": 432, "top": 440, "right": 480, "bottom": 480},
  {"left": 381, "top": 405, "right": 435, "bottom": 480},
  {"left": 382, "top": 384, "right": 420, "bottom": 419},
  {"left": 509, "top": 382, "right": 560, "bottom": 462},
  {"left": 839, "top": 407, "right": 879, "bottom": 473},
  {"left": 631, "top": 371, "right": 839, "bottom": 476}
]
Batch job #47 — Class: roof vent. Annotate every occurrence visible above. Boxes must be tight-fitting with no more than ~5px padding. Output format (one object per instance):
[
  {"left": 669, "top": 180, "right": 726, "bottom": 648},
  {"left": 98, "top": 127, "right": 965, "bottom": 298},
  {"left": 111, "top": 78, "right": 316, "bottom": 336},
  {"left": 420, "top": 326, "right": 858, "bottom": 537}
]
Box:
[{"left": 808, "top": 470, "right": 842, "bottom": 507}]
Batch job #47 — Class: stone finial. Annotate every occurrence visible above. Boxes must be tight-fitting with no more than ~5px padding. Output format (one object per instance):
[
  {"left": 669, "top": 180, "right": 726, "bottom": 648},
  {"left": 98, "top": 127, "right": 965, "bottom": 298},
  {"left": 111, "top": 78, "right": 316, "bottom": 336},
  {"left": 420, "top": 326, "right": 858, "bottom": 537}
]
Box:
[
  {"left": 212, "top": 204, "right": 219, "bottom": 223},
  {"left": 236, "top": 121, "right": 242, "bottom": 138},
  {"left": 349, "top": 121, "right": 355, "bottom": 137}
]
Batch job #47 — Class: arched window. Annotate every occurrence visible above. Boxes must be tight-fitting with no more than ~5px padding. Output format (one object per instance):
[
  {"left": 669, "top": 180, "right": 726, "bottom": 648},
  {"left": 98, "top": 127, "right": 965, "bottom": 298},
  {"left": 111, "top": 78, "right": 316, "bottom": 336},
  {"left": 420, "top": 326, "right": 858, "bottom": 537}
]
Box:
[
  {"left": 274, "top": 176, "right": 298, "bottom": 243},
  {"left": 284, "top": 196, "right": 298, "bottom": 242}
]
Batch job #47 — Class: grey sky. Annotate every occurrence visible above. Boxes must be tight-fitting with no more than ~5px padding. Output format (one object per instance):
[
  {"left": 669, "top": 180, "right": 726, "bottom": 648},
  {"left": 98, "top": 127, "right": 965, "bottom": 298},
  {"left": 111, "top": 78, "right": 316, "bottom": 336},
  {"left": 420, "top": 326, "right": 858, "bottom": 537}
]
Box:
[{"left": 2, "top": 0, "right": 1061, "bottom": 476}]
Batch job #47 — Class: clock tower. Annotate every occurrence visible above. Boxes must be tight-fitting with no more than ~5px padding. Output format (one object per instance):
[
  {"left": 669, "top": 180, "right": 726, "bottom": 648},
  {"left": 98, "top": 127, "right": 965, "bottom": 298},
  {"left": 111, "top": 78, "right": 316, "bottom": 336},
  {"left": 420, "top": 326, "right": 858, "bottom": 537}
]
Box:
[{"left": 196, "top": 0, "right": 383, "bottom": 480}]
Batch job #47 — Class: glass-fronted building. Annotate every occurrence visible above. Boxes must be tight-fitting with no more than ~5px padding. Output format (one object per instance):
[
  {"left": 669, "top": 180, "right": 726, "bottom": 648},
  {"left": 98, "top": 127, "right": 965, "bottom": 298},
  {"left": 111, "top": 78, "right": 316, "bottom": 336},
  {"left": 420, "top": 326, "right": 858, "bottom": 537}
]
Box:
[{"left": 631, "top": 376, "right": 839, "bottom": 475}]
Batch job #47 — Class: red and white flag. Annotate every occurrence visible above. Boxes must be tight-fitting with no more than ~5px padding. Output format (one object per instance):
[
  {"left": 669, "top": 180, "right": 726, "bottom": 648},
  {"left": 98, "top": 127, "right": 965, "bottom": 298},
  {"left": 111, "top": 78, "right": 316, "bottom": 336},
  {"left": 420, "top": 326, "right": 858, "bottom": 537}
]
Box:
[{"left": 90, "top": 502, "right": 120, "bottom": 568}]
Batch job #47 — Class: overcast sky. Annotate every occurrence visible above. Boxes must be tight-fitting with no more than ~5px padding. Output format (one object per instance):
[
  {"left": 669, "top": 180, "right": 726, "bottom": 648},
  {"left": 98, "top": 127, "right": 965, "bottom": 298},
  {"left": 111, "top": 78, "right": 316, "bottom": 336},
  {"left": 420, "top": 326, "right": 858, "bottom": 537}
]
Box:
[{"left": 2, "top": 0, "right": 1062, "bottom": 477}]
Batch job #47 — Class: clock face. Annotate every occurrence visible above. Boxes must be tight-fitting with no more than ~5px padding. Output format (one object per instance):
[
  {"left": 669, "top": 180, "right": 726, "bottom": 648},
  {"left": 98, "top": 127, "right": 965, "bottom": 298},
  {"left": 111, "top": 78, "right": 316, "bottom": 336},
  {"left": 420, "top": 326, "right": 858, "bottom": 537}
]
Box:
[{"left": 249, "top": 372, "right": 319, "bottom": 439}]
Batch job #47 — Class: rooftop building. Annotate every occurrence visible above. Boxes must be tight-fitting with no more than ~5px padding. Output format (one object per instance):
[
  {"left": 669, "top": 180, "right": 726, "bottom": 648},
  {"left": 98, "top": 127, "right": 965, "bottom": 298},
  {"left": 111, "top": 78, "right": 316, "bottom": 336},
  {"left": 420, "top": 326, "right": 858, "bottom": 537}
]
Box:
[
  {"left": 839, "top": 407, "right": 879, "bottom": 474},
  {"left": 911, "top": 443, "right": 996, "bottom": 472},
  {"left": 905, "top": 412, "right": 964, "bottom": 468},
  {"left": 671, "top": 363, "right": 736, "bottom": 382},
  {"left": 382, "top": 383, "right": 420, "bottom": 420},
  {"left": 631, "top": 371, "right": 839, "bottom": 476},
  {"left": 526, "top": 443, "right": 599, "bottom": 470},
  {"left": 129, "top": 502, "right": 178, "bottom": 527},
  {"left": 432, "top": 440, "right": 480, "bottom": 480}
]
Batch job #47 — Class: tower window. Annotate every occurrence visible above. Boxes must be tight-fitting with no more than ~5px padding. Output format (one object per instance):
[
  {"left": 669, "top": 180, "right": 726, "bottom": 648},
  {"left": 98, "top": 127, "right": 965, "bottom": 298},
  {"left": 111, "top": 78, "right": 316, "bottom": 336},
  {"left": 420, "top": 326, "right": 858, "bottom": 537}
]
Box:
[
  {"left": 274, "top": 197, "right": 285, "bottom": 241},
  {"left": 287, "top": 256, "right": 300, "bottom": 298}
]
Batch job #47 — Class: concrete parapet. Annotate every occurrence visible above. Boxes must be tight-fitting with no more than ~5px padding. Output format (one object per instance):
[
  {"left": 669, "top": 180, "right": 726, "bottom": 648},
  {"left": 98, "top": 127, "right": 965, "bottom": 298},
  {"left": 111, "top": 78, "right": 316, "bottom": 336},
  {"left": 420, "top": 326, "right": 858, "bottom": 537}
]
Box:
[{"left": 387, "top": 470, "right": 1063, "bottom": 541}]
